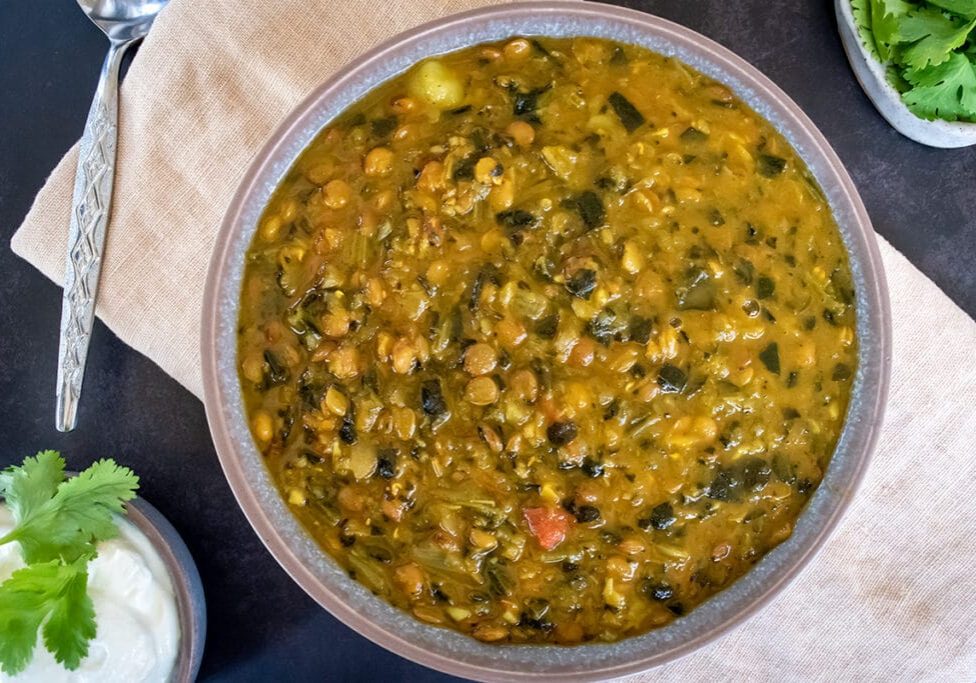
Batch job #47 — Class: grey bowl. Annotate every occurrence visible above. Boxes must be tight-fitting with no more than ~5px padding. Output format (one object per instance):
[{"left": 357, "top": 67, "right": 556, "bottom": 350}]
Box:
[
  {"left": 126, "top": 497, "right": 206, "bottom": 683},
  {"left": 201, "top": 2, "right": 891, "bottom": 680}
]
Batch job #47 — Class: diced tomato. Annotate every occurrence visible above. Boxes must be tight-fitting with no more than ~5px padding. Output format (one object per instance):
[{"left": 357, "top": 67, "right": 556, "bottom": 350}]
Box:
[{"left": 523, "top": 506, "right": 573, "bottom": 550}]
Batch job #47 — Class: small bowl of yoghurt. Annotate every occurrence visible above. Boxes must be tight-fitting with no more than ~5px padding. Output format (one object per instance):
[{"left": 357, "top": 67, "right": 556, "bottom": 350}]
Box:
[{"left": 0, "top": 496, "right": 206, "bottom": 682}]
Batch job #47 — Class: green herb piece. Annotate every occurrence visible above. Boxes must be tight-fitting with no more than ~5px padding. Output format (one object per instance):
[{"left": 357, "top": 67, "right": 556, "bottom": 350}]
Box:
[
  {"left": 680, "top": 126, "right": 708, "bottom": 142},
  {"left": 897, "top": 8, "right": 976, "bottom": 69},
  {"left": 513, "top": 85, "right": 549, "bottom": 123},
  {"left": 928, "top": 0, "right": 976, "bottom": 17},
  {"left": 757, "top": 154, "right": 787, "bottom": 178},
  {"left": 676, "top": 268, "right": 717, "bottom": 310},
  {"left": 0, "top": 450, "right": 64, "bottom": 524},
  {"left": 0, "top": 459, "right": 139, "bottom": 564},
  {"left": 852, "top": 0, "right": 880, "bottom": 57},
  {"left": 452, "top": 154, "right": 477, "bottom": 180},
  {"left": 607, "top": 92, "right": 646, "bottom": 132},
  {"left": 657, "top": 364, "right": 688, "bottom": 393},
  {"left": 566, "top": 268, "right": 598, "bottom": 300},
  {"left": 832, "top": 363, "right": 853, "bottom": 380},
  {"left": 868, "top": 0, "right": 914, "bottom": 61},
  {"left": 496, "top": 209, "right": 539, "bottom": 232},
  {"left": 902, "top": 51, "right": 976, "bottom": 118},
  {"left": 370, "top": 116, "right": 398, "bottom": 138},
  {"left": 759, "top": 342, "right": 781, "bottom": 375},
  {"left": 0, "top": 559, "right": 95, "bottom": 675},
  {"left": 566, "top": 191, "right": 605, "bottom": 230}
]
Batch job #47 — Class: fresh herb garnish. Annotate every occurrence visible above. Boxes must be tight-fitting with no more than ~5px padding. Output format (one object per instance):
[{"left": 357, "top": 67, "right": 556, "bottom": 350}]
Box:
[
  {"left": 0, "top": 559, "right": 95, "bottom": 674},
  {"left": 852, "top": 0, "right": 976, "bottom": 120},
  {"left": 0, "top": 451, "right": 139, "bottom": 675}
]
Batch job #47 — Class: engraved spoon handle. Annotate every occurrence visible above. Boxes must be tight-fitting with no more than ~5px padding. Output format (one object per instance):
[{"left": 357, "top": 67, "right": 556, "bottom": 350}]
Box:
[{"left": 56, "top": 39, "right": 134, "bottom": 432}]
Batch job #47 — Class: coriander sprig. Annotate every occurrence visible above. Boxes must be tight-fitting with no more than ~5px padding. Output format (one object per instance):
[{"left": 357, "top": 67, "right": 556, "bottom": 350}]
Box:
[{"left": 0, "top": 451, "right": 139, "bottom": 675}]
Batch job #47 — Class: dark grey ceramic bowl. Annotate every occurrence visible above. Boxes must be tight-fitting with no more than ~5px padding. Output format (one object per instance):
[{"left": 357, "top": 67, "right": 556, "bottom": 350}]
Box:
[{"left": 201, "top": 2, "right": 891, "bottom": 680}]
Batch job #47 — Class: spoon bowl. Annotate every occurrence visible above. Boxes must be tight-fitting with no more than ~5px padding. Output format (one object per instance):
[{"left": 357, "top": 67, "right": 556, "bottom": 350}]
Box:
[{"left": 77, "top": 0, "right": 168, "bottom": 42}]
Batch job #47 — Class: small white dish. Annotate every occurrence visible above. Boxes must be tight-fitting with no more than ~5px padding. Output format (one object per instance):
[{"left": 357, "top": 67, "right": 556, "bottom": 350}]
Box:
[{"left": 835, "top": 0, "right": 976, "bottom": 148}]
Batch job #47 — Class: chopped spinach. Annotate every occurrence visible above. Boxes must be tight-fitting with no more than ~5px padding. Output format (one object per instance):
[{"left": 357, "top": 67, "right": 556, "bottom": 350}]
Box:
[
  {"left": 566, "top": 190, "right": 605, "bottom": 230},
  {"left": 608, "top": 91, "right": 646, "bottom": 132},
  {"left": 453, "top": 155, "right": 477, "bottom": 180},
  {"left": 758, "top": 154, "right": 787, "bottom": 178},
  {"left": 638, "top": 502, "right": 676, "bottom": 531},
  {"left": 629, "top": 316, "right": 654, "bottom": 344},
  {"left": 370, "top": 116, "right": 398, "bottom": 138},
  {"left": 513, "top": 85, "right": 550, "bottom": 122},
  {"left": 676, "top": 268, "right": 717, "bottom": 310},
  {"left": 566, "top": 269, "right": 598, "bottom": 299},
  {"left": 640, "top": 581, "right": 674, "bottom": 601},
  {"left": 263, "top": 350, "right": 288, "bottom": 385},
  {"left": 759, "top": 342, "right": 780, "bottom": 375},
  {"left": 535, "top": 314, "right": 560, "bottom": 339},
  {"left": 733, "top": 258, "right": 755, "bottom": 285},
  {"left": 587, "top": 308, "right": 626, "bottom": 344},
  {"left": 657, "top": 364, "right": 687, "bottom": 393},
  {"left": 420, "top": 379, "right": 449, "bottom": 418},
  {"left": 496, "top": 209, "right": 539, "bottom": 230},
  {"left": 680, "top": 126, "right": 709, "bottom": 142},
  {"left": 756, "top": 275, "right": 776, "bottom": 299}
]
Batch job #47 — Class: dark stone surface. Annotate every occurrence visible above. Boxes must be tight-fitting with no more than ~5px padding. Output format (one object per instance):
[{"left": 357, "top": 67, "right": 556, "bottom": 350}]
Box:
[{"left": 0, "top": 1, "right": 971, "bottom": 681}]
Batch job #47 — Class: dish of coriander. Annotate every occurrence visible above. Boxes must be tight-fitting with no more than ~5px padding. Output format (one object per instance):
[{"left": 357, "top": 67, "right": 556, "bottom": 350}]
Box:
[
  {"left": 234, "top": 35, "right": 857, "bottom": 644},
  {"left": 850, "top": 0, "right": 976, "bottom": 122},
  {"left": 838, "top": 0, "right": 976, "bottom": 146}
]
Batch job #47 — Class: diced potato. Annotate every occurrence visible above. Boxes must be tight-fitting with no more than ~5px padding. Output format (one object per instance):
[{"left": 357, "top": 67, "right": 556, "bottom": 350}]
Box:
[{"left": 408, "top": 60, "right": 465, "bottom": 109}]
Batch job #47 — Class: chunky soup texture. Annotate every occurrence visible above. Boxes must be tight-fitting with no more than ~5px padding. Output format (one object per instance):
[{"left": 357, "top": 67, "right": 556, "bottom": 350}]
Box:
[{"left": 238, "top": 37, "right": 857, "bottom": 644}]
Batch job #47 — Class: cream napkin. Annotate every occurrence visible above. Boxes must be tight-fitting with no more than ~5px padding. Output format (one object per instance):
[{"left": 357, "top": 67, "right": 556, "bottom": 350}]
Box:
[{"left": 11, "top": 0, "right": 976, "bottom": 679}]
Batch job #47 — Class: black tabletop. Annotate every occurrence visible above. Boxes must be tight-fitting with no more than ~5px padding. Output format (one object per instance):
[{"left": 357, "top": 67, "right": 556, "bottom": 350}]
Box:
[{"left": 1, "top": 1, "right": 973, "bottom": 681}]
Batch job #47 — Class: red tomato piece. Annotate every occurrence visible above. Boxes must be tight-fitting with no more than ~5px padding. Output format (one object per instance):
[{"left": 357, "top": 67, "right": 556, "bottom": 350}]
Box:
[{"left": 523, "top": 506, "right": 573, "bottom": 550}]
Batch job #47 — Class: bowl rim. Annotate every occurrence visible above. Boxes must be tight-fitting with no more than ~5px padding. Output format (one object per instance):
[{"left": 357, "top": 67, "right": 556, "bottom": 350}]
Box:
[{"left": 201, "top": 2, "right": 891, "bottom": 680}]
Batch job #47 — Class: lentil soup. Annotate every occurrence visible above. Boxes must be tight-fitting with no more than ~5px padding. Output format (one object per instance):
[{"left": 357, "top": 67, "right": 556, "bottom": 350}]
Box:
[{"left": 237, "top": 37, "right": 857, "bottom": 644}]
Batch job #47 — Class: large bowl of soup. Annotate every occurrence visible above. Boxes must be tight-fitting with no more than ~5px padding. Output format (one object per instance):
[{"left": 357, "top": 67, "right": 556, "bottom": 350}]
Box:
[{"left": 201, "top": 2, "right": 890, "bottom": 679}]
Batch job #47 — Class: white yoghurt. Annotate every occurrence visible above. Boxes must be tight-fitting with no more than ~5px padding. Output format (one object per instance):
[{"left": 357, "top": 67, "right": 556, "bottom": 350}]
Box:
[{"left": 0, "top": 505, "right": 180, "bottom": 683}]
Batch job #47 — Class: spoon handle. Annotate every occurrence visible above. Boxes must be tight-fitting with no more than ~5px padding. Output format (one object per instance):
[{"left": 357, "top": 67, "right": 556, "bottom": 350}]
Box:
[{"left": 56, "top": 40, "right": 134, "bottom": 432}]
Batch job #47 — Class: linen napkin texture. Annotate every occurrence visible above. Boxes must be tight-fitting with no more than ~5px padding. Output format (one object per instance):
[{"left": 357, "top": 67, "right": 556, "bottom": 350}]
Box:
[{"left": 11, "top": 0, "right": 976, "bottom": 679}]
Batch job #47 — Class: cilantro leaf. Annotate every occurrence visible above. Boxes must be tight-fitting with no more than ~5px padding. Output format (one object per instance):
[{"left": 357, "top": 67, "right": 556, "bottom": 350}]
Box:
[
  {"left": 897, "top": 8, "right": 976, "bottom": 69},
  {"left": 41, "top": 562, "right": 96, "bottom": 670},
  {"left": 0, "top": 451, "right": 66, "bottom": 523},
  {"left": 902, "top": 51, "right": 976, "bottom": 119},
  {"left": 853, "top": 0, "right": 880, "bottom": 58},
  {"left": 0, "top": 459, "right": 138, "bottom": 564},
  {"left": 928, "top": 0, "right": 976, "bottom": 19},
  {"left": 0, "top": 587, "right": 46, "bottom": 674},
  {"left": 869, "top": 0, "right": 914, "bottom": 60},
  {"left": 0, "top": 559, "right": 95, "bottom": 675}
]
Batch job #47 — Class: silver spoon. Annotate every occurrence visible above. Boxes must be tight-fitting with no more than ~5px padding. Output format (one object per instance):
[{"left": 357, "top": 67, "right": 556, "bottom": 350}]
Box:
[{"left": 56, "top": 0, "right": 169, "bottom": 431}]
